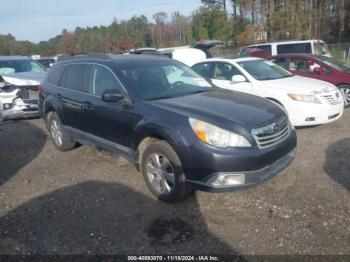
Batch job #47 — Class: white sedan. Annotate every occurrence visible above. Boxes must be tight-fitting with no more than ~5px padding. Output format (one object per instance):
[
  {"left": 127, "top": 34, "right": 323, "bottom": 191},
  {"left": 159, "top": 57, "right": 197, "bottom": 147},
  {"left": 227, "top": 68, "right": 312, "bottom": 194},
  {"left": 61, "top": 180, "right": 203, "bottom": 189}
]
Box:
[{"left": 191, "top": 57, "right": 344, "bottom": 127}]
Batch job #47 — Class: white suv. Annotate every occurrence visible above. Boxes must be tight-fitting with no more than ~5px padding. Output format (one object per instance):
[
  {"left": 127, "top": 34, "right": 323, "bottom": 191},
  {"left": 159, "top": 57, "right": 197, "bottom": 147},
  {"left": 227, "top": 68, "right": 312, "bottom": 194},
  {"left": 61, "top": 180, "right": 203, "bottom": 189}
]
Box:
[{"left": 192, "top": 57, "right": 344, "bottom": 127}]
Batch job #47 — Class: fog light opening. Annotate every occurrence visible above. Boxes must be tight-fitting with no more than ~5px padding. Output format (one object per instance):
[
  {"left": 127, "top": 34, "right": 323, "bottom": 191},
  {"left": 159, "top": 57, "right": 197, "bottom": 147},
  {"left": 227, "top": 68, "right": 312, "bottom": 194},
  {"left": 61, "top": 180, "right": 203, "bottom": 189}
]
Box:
[
  {"left": 3, "top": 103, "right": 13, "bottom": 110},
  {"left": 211, "top": 174, "right": 245, "bottom": 186},
  {"left": 305, "top": 117, "right": 315, "bottom": 122}
]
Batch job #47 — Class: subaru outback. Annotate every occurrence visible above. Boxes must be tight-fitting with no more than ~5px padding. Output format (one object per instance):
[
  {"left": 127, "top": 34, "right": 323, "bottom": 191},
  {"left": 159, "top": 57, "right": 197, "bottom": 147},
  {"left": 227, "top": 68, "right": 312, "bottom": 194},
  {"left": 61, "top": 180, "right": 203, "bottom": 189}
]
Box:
[{"left": 39, "top": 54, "right": 297, "bottom": 202}]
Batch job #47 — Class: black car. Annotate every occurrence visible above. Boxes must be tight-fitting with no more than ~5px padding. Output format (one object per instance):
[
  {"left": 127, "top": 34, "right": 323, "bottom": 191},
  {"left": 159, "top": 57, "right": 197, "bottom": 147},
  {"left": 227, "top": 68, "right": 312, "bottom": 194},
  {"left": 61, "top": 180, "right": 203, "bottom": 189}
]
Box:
[{"left": 39, "top": 53, "right": 297, "bottom": 202}]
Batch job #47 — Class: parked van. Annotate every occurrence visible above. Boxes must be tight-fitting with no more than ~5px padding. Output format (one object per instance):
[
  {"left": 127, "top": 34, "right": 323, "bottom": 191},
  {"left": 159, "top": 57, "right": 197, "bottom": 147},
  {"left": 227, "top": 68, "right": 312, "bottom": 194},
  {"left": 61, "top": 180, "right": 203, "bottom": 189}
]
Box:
[{"left": 241, "top": 40, "right": 331, "bottom": 58}]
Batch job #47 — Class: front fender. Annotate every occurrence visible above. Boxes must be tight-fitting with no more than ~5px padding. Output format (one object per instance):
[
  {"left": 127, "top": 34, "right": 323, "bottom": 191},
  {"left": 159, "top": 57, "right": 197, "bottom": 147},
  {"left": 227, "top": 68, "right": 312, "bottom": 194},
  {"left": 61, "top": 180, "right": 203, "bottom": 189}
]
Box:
[{"left": 131, "top": 118, "right": 195, "bottom": 167}]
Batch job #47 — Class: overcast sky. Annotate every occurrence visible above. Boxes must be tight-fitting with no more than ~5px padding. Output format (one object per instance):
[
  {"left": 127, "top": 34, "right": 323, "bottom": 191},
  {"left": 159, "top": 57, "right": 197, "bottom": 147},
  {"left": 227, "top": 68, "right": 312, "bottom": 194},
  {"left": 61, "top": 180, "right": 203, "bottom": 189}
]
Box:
[{"left": 0, "top": 0, "right": 202, "bottom": 43}]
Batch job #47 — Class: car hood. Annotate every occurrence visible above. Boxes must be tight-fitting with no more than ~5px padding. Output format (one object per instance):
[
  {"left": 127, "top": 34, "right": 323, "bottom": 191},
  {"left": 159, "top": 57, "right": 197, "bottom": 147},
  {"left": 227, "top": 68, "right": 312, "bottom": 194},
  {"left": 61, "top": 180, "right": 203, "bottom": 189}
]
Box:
[
  {"left": 1, "top": 72, "right": 46, "bottom": 86},
  {"left": 259, "top": 75, "right": 337, "bottom": 94},
  {"left": 150, "top": 89, "right": 285, "bottom": 131}
]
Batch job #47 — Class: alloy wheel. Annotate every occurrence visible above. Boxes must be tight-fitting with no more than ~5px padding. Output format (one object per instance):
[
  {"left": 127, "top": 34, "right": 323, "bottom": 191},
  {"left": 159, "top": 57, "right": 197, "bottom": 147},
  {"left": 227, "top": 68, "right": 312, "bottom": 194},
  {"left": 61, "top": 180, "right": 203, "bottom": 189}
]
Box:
[
  {"left": 50, "top": 119, "right": 63, "bottom": 146},
  {"left": 145, "top": 153, "right": 175, "bottom": 194},
  {"left": 339, "top": 86, "right": 350, "bottom": 106}
]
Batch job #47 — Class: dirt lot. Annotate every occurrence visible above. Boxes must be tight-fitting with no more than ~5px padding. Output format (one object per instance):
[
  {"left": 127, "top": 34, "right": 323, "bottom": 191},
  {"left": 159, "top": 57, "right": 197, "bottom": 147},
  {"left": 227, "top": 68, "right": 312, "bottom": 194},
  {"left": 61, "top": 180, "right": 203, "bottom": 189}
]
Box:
[{"left": 0, "top": 110, "right": 349, "bottom": 256}]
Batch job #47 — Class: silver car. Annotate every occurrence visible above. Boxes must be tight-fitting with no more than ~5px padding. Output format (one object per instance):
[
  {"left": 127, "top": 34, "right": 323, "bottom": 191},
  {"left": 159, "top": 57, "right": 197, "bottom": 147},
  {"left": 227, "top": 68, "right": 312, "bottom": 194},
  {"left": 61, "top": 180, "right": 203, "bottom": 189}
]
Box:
[{"left": 0, "top": 56, "right": 46, "bottom": 121}]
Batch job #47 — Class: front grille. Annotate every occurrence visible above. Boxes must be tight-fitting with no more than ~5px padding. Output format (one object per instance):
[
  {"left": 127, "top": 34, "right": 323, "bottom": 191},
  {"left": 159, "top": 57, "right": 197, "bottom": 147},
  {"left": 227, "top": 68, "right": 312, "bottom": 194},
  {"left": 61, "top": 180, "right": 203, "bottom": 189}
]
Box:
[
  {"left": 252, "top": 117, "right": 291, "bottom": 149},
  {"left": 320, "top": 92, "right": 343, "bottom": 105}
]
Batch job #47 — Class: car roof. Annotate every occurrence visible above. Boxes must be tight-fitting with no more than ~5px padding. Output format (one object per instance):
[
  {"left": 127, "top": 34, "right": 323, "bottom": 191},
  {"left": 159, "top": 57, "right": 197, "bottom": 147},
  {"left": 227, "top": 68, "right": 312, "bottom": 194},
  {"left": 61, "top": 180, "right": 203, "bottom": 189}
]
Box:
[
  {"left": 110, "top": 54, "right": 170, "bottom": 65},
  {"left": 0, "top": 56, "right": 31, "bottom": 61},
  {"left": 55, "top": 53, "right": 171, "bottom": 66},
  {"left": 248, "top": 39, "right": 325, "bottom": 46}
]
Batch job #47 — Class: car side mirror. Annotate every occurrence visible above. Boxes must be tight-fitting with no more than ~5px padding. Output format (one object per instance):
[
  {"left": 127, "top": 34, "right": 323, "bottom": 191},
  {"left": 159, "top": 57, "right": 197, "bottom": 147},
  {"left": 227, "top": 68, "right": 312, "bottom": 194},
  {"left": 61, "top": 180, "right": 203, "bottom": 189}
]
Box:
[
  {"left": 102, "top": 89, "right": 124, "bottom": 102},
  {"left": 313, "top": 67, "right": 322, "bottom": 76},
  {"left": 231, "top": 75, "right": 246, "bottom": 83}
]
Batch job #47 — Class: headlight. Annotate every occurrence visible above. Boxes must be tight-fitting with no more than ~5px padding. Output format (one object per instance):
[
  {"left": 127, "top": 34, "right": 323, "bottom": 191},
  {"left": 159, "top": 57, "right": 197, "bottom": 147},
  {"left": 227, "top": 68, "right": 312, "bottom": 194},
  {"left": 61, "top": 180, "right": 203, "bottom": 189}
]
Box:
[
  {"left": 287, "top": 93, "right": 321, "bottom": 104},
  {"left": 189, "top": 118, "right": 251, "bottom": 148}
]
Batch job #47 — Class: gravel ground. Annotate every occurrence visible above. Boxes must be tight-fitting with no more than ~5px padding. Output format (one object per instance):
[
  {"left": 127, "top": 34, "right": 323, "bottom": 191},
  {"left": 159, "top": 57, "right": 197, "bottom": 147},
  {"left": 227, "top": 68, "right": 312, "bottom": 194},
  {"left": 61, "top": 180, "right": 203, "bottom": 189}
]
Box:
[{"left": 0, "top": 110, "right": 349, "bottom": 256}]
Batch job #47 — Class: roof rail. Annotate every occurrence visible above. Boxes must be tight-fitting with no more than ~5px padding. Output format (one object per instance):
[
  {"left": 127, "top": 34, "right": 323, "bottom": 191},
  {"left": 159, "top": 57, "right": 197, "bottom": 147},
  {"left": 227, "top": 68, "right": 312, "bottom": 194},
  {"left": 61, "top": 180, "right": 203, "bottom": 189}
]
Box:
[{"left": 57, "top": 52, "right": 112, "bottom": 62}]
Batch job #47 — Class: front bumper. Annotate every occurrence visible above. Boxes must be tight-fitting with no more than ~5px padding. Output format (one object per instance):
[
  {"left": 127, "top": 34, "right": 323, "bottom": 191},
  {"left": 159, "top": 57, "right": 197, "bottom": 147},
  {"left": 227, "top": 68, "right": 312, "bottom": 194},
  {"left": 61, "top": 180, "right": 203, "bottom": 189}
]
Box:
[
  {"left": 1, "top": 100, "right": 39, "bottom": 121},
  {"left": 186, "top": 147, "right": 296, "bottom": 192},
  {"left": 286, "top": 100, "right": 344, "bottom": 127}
]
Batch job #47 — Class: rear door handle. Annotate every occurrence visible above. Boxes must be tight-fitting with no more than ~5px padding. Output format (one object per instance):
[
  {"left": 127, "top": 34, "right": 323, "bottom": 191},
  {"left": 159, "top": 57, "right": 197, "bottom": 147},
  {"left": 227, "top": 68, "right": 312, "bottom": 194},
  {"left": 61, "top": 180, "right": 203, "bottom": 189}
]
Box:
[{"left": 82, "top": 101, "right": 94, "bottom": 111}]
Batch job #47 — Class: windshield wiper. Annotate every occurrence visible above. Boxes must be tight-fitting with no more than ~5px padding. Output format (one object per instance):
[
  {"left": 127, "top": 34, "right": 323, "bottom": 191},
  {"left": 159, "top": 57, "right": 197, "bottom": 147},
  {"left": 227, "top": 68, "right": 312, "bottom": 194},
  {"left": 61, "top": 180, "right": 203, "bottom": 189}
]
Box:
[
  {"left": 188, "top": 90, "right": 209, "bottom": 94},
  {"left": 148, "top": 95, "right": 174, "bottom": 100}
]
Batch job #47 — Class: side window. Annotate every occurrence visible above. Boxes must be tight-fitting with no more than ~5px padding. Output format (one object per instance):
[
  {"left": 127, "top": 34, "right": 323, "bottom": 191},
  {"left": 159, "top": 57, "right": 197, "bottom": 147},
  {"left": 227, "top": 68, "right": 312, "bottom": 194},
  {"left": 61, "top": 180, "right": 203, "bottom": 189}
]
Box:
[
  {"left": 89, "top": 64, "right": 123, "bottom": 96},
  {"left": 271, "top": 58, "right": 287, "bottom": 69},
  {"left": 277, "top": 43, "right": 312, "bottom": 54},
  {"left": 213, "top": 62, "right": 242, "bottom": 81},
  {"left": 255, "top": 45, "right": 272, "bottom": 55},
  {"left": 239, "top": 49, "right": 250, "bottom": 57},
  {"left": 192, "top": 63, "right": 212, "bottom": 79},
  {"left": 62, "top": 64, "right": 88, "bottom": 93},
  {"left": 289, "top": 58, "right": 321, "bottom": 73},
  {"left": 47, "top": 65, "right": 65, "bottom": 86}
]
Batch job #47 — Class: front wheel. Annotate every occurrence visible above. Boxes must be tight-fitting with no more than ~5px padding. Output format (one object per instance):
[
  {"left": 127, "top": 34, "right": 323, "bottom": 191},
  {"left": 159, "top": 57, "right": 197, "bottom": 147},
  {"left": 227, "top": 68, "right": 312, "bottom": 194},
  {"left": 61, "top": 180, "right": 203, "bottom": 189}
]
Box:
[
  {"left": 140, "top": 140, "right": 192, "bottom": 202},
  {"left": 47, "top": 112, "right": 76, "bottom": 151},
  {"left": 338, "top": 84, "right": 350, "bottom": 107}
]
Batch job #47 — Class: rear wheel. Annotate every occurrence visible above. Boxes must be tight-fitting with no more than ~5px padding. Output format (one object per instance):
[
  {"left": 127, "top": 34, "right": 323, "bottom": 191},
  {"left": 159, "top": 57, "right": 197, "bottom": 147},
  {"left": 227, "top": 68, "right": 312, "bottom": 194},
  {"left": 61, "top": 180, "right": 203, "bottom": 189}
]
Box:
[
  {"left": 140, "top": 140, "right": 192, "bottom": 202},
  {"left": 47, "top": 112, "right": 76, "bottom": 151},
  {"left": 338, "top": 84, "right": 350, "bottom": 107}
]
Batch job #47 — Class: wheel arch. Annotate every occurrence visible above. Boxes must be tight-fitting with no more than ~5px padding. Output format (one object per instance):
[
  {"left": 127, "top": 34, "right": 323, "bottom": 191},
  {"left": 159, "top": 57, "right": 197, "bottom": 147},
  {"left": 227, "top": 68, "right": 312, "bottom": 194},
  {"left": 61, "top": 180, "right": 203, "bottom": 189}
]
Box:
[
  {"left": 43, "top": 96, "right": 64, "bottom": 122},
  {"left": 336, "top": 83, "right": 350, "bottom": 87}
]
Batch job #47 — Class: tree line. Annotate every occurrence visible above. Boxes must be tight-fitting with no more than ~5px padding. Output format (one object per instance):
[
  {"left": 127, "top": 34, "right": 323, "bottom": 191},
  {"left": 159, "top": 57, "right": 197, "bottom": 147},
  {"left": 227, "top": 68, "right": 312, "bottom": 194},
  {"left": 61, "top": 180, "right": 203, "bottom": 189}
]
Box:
[{"left": 0, "top": 0, "right": 349, "bottom": 56}]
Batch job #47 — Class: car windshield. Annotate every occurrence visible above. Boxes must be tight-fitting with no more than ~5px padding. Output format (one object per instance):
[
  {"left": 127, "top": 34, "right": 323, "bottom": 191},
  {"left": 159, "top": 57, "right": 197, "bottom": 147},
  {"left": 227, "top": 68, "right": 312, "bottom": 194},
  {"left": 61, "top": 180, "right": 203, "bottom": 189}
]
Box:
[
  {"left": 317, "top": 55, "right": 350, "bottom": 72},
  {"left": 238, "top": 59, "right": 293, "bottom": 80},
  {"left": 120, "top": 60, "right": 213, "bottom": 100},
  {"left": 0, "top": 60, "right": 45, "bottom": 74}
]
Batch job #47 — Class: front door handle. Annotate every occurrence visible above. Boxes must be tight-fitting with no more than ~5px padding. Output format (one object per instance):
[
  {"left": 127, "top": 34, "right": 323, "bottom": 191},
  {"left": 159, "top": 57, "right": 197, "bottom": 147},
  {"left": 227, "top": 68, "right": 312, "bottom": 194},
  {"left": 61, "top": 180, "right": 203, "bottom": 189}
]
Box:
[
  {"left": 56, "top": 93, "right": 62, "bottom": 99},
  {"left": 82, "top": 101, "right": 94, "bottom": 111}
]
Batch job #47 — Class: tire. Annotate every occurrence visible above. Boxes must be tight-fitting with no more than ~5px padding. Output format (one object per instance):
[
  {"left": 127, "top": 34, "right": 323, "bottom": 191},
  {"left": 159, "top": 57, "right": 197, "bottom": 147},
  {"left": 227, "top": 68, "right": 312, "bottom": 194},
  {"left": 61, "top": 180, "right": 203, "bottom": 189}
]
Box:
[
  {"left": 140, "top": 140, "right": 192, "bottom": 202},
  {"left": 47, "top": 112, "right": 76, "bottom": 151},
  {"left": 338, "top": 84, "right": 350, "bottom": 107}
]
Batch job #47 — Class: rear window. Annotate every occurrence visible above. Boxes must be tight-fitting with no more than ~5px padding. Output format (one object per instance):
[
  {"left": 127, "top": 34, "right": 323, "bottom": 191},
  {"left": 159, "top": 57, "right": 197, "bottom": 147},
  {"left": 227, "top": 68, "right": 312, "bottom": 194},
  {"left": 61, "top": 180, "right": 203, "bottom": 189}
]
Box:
[
  {"left": 47, "top": 65, "right": 65, "bottom": 86},
  {"left": 62, "top": 64, "right": 88, "bottom": 93},
  {"left": 314, "top": 42, "right": 330, "bottom": 55},
  {"left": 277, "top": 43, "right": 312, "bottom": 54}
]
